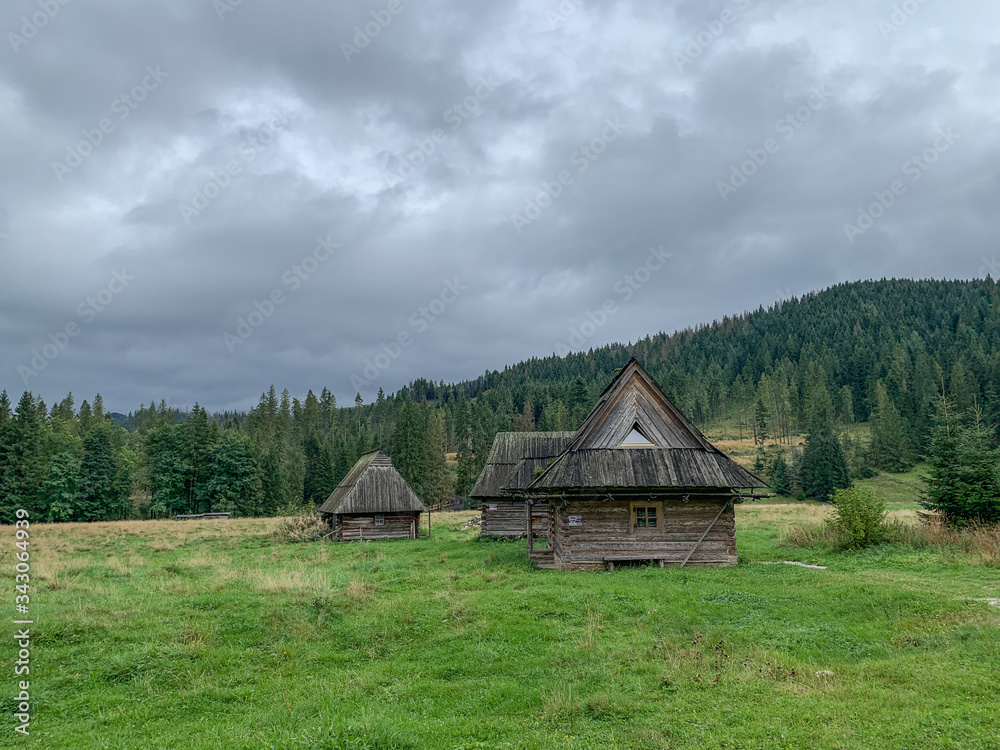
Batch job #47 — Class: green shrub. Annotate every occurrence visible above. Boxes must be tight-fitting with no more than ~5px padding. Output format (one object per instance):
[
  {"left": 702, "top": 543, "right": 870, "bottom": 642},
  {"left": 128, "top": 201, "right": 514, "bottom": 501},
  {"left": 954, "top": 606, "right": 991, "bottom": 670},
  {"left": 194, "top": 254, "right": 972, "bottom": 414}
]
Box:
[{"left": 828, "top": 486, "right": 888, "bottom": 548}]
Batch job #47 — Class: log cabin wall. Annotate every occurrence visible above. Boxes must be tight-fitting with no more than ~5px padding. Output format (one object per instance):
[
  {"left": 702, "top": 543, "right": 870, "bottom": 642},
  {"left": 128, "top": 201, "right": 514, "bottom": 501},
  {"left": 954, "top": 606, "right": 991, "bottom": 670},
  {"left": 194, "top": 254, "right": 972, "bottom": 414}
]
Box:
[
  {"left": 548, "top": 503, "right": 564, "bottom": 560},
  {"left": 549, "top": 496, "right": 736, "bottom": 569},
  {"left": 335, "top": 512, "right": 420, "bottom": 542},
  {"left": 480, "top": 500, "right": 549, "bottom": 538}
]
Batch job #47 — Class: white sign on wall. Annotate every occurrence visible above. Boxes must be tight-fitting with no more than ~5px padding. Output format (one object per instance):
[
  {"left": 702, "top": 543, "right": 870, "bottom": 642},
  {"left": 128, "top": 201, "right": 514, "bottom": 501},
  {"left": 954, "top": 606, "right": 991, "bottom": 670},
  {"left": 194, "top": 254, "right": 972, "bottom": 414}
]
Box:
[
  {"left": 487, "top": 503, "right": 498, "bottom": 511},
  {"left": 568, "top": 515, "right": 583, "bottom": 526}
]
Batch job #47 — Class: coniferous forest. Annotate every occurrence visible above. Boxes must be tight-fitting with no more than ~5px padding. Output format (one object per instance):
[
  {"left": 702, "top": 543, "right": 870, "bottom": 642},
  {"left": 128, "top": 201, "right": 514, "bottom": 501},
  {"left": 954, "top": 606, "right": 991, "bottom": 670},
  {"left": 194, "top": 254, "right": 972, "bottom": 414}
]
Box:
[{"left": 2, "top": 277, "right": 999, "bottom": 523}]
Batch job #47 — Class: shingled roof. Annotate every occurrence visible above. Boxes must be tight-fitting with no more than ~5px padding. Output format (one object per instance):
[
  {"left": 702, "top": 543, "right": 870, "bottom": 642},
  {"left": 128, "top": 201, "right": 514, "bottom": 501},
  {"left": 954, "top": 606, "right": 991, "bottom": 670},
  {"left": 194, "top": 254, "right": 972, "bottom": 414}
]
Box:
[
  {"left": 319, "top": 451, "right": 428, "bottom": 515},
  {"left": 469, "top": 431, "right": 575, "bottom": 498},
  {"left": 527, "top": 359, "right": 768, "bottom": 493}
]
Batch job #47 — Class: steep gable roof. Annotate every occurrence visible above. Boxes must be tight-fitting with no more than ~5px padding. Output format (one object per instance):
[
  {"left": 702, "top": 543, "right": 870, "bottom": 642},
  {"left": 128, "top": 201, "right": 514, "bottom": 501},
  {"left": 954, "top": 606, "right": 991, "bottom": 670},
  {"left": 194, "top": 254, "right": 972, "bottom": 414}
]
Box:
[
  {"left": 567, "top": 358, "right": 713, "bottom": 451},
  {"left": 469, "top": 431, "right": 575, "bottom": 498},
  {"left": 319, "top": 451, "right": 428, "bottom": 515},
  {"left": 527, "top": 359, "right": 768, "bottom": 492}
]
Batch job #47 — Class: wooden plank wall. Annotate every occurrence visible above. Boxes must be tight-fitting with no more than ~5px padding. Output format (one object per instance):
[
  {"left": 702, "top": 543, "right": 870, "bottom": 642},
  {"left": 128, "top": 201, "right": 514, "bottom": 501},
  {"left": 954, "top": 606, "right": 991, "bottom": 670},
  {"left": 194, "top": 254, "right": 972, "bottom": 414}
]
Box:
[
  {"left": 547, "top": 497, "right": 736, "bottom": 569},
  {"left": 336, "top": 513, "right": 419, "bottom": 542},
  {"left": 480, "top": 500, "right": 548, "bottom": 538}
]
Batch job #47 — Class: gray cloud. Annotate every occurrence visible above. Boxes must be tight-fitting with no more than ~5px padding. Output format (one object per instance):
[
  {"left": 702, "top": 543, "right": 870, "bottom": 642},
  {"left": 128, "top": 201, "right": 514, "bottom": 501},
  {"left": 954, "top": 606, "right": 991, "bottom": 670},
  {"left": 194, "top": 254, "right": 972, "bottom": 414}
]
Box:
[{"left": 1, "top": 0, "right": 998, "bottom": 411}]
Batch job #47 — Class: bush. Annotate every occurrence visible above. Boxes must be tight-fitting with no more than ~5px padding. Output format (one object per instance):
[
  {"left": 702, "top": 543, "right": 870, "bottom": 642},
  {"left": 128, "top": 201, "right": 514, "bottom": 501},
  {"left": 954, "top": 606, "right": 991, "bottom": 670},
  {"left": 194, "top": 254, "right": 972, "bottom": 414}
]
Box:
[
  {"left": 271, "top": 507, "right": 329, "bottom": 543},
  {"left": 828, "top": 486, "right": 887, "bottom": 548}
]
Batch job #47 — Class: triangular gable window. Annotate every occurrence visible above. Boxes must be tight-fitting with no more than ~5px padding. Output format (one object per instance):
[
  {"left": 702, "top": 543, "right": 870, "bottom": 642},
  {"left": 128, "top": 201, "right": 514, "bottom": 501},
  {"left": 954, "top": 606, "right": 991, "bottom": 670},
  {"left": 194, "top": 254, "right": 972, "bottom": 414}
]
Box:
[{"left": 620, "top": 425, "right": 655, "bottom": 447}]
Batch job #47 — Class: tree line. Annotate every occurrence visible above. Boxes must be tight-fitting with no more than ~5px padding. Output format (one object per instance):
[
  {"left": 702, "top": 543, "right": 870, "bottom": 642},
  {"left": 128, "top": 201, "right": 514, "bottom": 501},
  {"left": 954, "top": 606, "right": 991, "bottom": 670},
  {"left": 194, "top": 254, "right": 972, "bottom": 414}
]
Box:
[{"left": 1, "top": 278, "right": 998, "bottom": 523}]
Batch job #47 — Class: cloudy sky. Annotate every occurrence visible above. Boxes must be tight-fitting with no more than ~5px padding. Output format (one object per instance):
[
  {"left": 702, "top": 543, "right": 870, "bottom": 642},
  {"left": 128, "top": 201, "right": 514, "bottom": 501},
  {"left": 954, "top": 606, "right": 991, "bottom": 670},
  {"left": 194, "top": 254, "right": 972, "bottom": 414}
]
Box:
[{"left": 1, "top": 0, "right": 998, "bottom": 413}]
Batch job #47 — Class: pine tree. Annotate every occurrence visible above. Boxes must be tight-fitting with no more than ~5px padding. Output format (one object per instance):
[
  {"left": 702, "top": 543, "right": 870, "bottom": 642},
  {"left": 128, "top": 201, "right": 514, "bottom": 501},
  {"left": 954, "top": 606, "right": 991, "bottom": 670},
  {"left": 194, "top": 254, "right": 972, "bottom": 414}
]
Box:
[
  {"left": 78, "top": 399, "right": 94, "bottom": 435},
  {"left": 204, "top": 432, "right": 262, "bottom": 516},
  {"left": 183, "top": 404, "right": 215, "bottom": 512},
  {"left": 568, "top": 377, "right": 589, "bottom": 428},
  {"left": 870, "top": 381, "right": 913, "bottom": 472},
  {"left": 0, "top": 392, "right": 13, "bottom": 521},
  {"left": 77, "top": 422, "right": 129, "bottom": 521},
  {"left": 43, "top": 452, "right": 81, "bottom": 522},
  {"left": 392, "top": 400, "right": 428, "bottom": 498},
  {"left": 423, "top": 410, "right": 452, "bottom": 507},
  {"left": 2, "top": 392, "right": 45, "bottom": 521},
  {"left": 453, "top": 394, "right": 476, "bottom": 496},
  {"left": 770, "top": 452, "right": 793, "bottom": 496},
  {"left": 922, "top": 398, "right": 1000, "bottom": 524},
  {"left": 145, "top": 424, "right": 190, "bottom": 517},
  {"left": 800, "top": 380, "right": 851, "bottom": 500},
  {"left": 754, "top": 396, "right": 770, "bottom": 446},
  {"left": 512, "top": 401, "right": 536, "bottom": 432}
]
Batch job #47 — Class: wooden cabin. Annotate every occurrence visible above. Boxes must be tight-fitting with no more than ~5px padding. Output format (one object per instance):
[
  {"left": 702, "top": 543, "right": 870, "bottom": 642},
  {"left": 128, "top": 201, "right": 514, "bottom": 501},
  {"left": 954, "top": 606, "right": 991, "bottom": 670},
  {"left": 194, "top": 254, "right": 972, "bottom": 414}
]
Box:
[
  {"left": 319, "top": 451, "right": 427, "bottom": 542},
  {"left": 521, "top": 359, "right": 768, "bottom": 570},
  {"left": 470, "top": 431, "right": 574, "bottom": 538}
]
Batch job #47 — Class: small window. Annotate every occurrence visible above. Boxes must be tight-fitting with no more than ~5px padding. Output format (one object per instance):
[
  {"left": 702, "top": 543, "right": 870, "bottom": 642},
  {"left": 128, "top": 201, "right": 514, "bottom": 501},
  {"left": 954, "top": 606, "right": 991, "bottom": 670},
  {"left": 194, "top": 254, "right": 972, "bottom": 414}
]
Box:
[
  {"left": 374, "top": 514, "right": 385, "bottom": 526},
  {"left": 621, "top": 424, "right": 655, "bottom": 447},
  {"left": 635, "top": 506, "right": 657, "bottom": 529},
  {"left": 631, "top": 503, "right": 660, "bottom": 533}
]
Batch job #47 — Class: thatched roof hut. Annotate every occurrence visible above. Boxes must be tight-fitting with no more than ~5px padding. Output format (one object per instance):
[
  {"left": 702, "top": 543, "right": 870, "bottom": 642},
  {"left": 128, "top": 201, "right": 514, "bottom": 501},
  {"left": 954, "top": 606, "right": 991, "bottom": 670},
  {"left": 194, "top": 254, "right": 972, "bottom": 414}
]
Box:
[{"left": 319, "top": 451, "right": 427, "bottom": 541}]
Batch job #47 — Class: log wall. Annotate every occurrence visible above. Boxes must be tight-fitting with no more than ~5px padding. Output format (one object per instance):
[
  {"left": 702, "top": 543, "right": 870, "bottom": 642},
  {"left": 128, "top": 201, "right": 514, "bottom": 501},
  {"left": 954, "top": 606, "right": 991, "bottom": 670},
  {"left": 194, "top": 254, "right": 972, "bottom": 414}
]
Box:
[
  {"left": 545, "top": 497, "right": 736, "bottom": 569},
  {"left": 480, "top": 500, "right": 549, "bottom": 539},
  {"left": 334, "top": 512, "right": 420, "bottom": 542}
]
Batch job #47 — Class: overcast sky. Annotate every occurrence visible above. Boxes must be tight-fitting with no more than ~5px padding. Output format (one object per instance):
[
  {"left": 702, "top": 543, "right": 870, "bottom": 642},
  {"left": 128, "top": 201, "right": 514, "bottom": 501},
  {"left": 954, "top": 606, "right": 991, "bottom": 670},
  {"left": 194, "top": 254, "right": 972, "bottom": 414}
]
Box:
[{"left": 1, "top": 0, "right": 998, "bottom": 413}]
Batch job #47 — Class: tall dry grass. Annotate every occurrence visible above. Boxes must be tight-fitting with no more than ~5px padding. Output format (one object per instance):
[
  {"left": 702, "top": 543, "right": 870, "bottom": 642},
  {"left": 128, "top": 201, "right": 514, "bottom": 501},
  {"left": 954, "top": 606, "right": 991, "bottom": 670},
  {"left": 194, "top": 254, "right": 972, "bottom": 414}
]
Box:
[
  {"left": 270, "top": 511, "right": 329, "bottom": 543},
  {"left": 784, "top": 518, "right": 1000, "bottom": 566}
]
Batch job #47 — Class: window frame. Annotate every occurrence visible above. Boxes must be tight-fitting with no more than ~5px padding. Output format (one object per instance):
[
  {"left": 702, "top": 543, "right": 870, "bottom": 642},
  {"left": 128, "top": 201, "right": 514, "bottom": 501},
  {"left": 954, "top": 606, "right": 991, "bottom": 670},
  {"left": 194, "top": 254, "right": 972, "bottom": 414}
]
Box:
[
  {"left": 630, "top": 501, "right": 662, "bottom": 535},
  {"left": 374, "top": 514, "right": 385, "bottom": 527}
]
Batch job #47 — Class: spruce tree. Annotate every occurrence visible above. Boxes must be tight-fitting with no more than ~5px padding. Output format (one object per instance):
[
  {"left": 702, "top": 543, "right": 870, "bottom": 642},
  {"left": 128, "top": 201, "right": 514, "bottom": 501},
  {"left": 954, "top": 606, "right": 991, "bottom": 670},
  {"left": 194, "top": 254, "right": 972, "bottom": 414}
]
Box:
[
  {"left": 77, "top": 422, "right": 128, "bottom": 521},
  {"left": 0, "top": 392, "right": 14, "bottom": 522},
  {"left": 922, "top": 398, "right": 1000, "bottom": 524},
  {"left": 145, "top": 424, "right": 190, "bottom": 517},
  {"left": 754, "top": 396, "right": 769, "bottom": 446},
  {"left": 870, "top": 381, "right": 913, "bottom": 472},
  {"left": 391, "top": 400, "right": 428, "bottom": 498},
  {"left": 423, "top": 409, "right": 452, "bottom": 507},
  {"left": 3, "top": 392, "right": 45, "bottom": 520},
  {"left": 800, "top": 381, "right": 851, "bottom": 500},
  {"left": 204, "top": 432, "right": 262, "bottom": 516},
  {"left": 769, "top": 452, "right": 793, "bottom": 496},
  {"left": 43, "top": 452, "right": 81, "bottom": 522}
]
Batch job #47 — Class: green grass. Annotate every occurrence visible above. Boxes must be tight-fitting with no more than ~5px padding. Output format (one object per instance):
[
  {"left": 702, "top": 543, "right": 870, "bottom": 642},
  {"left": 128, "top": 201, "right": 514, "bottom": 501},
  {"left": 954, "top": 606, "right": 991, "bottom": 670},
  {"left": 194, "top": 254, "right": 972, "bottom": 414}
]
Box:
[
  {"left": 9, "top": 508, "right": 999, "bottom": 750},
  {"left": 855, "top": 464, "right": 930, "bottom": 509}
]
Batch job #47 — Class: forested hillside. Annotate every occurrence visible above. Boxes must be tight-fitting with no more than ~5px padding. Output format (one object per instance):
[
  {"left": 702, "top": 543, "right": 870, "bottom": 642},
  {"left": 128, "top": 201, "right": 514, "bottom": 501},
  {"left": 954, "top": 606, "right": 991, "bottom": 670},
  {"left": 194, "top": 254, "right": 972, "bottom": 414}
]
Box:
[{"left": 1, "top": 278, "right": 998, "bottom": 522}]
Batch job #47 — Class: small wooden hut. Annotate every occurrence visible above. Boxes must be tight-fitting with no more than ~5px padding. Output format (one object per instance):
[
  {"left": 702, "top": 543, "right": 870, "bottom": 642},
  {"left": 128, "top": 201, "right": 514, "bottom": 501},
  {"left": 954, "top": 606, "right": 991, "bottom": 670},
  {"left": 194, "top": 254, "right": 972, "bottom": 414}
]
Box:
[
  {"left": 522, "top": 359, "right": 768, "bottom": 570},
  {"left": 470, "top": 431, "right": 575, "bottom": 538},
  {"left": 319, "top": 451, "right": 427, "bottom": 542}
]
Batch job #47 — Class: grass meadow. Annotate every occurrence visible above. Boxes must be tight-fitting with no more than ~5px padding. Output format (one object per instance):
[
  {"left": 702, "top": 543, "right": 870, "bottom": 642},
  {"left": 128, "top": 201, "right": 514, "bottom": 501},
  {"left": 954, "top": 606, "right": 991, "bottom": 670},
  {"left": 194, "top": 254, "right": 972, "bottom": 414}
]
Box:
[{"left": 5, "top": 482, "right": 999, "bottom": 749}]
